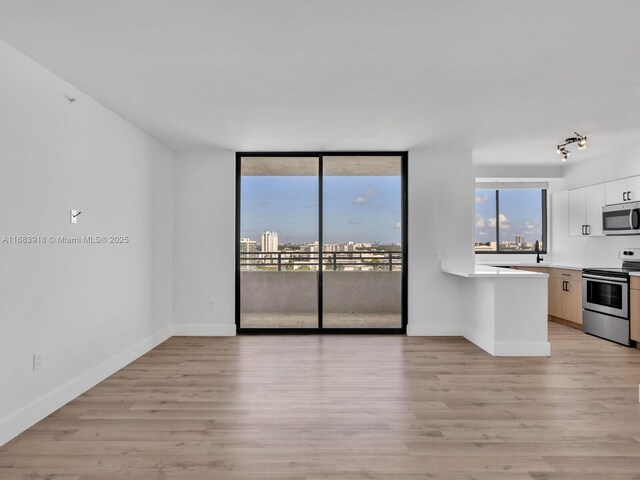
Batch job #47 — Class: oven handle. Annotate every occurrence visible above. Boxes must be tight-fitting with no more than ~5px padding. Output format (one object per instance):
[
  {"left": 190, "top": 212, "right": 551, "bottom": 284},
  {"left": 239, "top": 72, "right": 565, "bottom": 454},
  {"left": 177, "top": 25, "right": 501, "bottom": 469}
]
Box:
[{"left": 582, "top": 274, "right": 629, "bottom": 283}]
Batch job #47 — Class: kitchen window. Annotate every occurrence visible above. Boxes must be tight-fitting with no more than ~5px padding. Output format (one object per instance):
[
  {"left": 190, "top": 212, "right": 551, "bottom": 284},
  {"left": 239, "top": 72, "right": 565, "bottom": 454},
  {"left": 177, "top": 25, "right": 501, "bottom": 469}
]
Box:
[{"left": 475, "top": 187, "right": 547, "bottom": 254}]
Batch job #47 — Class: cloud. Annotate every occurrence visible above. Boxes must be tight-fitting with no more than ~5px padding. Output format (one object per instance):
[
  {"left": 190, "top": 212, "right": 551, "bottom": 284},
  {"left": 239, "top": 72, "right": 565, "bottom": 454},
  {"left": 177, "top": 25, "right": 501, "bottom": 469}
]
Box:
[
  {"left": 393, "top": 221, "right": 401, "bottom": 229},
  {"left": 259, "top": 201, "right": 270, "bottom": 206},
  {"left": 487, "top": 214, "right": 510, "bottom": 229},
  {"left": 348, "top": 219, "right": 363, "bottom": 224},
  {"left": 475, "top": 214, "right": 485, "bottom": 228},
  {"left": 475, "top": 195, "right": 490, "bottom": 204},
  {"left": 353, "top": 189, "right": 375, "bottom": 205}
]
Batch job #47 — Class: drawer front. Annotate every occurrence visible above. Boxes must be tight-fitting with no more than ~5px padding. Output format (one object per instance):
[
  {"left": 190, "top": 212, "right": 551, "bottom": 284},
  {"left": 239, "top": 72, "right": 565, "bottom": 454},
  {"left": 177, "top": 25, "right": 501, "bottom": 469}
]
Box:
[
  {"left": 550, "top": 268, "right": 581, "bottom": 280},
  {"left": 631, "top": 276, "right": 640, "bottom": 290}
]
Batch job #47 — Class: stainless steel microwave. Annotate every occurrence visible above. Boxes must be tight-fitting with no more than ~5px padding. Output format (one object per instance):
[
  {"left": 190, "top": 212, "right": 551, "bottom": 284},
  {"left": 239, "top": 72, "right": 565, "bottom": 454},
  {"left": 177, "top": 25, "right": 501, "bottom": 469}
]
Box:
[{"left": 602, "top": 202, "right": 640, "bottom": 235}]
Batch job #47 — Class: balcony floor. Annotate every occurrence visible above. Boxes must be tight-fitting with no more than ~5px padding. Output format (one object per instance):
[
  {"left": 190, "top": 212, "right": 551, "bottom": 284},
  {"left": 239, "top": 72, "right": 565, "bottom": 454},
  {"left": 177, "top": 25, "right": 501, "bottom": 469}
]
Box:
[{"left": 241, "top": 312, "right": 401, "bottom": 328}]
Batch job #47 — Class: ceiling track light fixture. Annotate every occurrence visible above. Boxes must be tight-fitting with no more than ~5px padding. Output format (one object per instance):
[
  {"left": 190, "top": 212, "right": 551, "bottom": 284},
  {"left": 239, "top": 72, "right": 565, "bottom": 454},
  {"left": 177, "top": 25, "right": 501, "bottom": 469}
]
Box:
[{"left": 556, "top": 132, "right": 587, "bottom": 162}]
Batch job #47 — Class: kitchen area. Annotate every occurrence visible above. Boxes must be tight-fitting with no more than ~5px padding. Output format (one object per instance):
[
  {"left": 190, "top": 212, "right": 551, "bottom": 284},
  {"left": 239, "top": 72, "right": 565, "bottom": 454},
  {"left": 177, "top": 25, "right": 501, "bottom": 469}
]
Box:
[{"left": 478, "top": 172, "right": 640, "bottom": 351}]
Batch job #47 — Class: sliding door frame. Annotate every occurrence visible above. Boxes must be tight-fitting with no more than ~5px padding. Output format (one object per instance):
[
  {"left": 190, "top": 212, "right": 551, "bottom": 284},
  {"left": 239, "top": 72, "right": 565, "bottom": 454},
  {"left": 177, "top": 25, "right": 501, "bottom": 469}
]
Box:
[{"left": 235, "top": 151, "right": 408, "bottom": 335}]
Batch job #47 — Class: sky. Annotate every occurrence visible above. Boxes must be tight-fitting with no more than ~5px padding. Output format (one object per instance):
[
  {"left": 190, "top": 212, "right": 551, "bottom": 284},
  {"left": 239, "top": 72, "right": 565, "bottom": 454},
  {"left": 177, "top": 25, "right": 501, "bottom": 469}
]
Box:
[
  {"left": 475, "top": 189, "right": 543, "bottom": 244},
  {"left": 241, "top": 176, "right": 402, "bottom": 244}
]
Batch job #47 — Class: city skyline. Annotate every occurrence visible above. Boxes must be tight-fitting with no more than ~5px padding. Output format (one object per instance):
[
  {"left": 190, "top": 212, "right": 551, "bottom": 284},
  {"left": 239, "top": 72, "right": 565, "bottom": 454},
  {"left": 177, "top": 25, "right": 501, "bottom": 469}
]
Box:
[
  {"left": 241, "top": 175, "right": 402, "bottom": 244},
  {"left": 241, "top": 232, "right": 399, "bottom": 251}
]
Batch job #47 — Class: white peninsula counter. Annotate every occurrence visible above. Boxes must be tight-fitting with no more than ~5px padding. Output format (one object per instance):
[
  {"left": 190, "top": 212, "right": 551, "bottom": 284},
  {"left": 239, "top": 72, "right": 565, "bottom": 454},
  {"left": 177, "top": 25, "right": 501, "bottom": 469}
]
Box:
[{"left": 442, "top": 265, "right": 550, "bottom": 356}]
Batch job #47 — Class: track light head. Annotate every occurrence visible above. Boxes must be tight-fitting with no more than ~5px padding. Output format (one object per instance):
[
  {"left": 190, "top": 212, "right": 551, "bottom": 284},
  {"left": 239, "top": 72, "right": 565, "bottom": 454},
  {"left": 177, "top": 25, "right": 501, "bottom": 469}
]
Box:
[{"left": 577, "top": 136, "right": 587, "bottom": 150}]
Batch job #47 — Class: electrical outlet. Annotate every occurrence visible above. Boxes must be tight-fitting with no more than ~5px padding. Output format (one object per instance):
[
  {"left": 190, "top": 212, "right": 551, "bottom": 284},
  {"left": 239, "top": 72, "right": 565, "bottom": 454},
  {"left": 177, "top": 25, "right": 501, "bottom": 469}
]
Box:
[{"left": 33, "top": 352, "right": 42, "bottom": 371}]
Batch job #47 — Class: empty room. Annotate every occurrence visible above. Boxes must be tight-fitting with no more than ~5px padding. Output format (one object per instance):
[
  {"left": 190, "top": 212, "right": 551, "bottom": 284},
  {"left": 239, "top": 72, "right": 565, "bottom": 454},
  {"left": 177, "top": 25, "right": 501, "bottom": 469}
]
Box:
[{"left": 2, "top": 1, "right": 640, "bottom": 478}]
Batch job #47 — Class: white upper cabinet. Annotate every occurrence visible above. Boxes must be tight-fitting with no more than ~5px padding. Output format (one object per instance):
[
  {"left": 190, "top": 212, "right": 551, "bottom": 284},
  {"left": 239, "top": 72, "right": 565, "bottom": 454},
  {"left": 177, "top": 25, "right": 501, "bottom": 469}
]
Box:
[
  {"left": 605, "top": 176, "right": 640, "bottom": 205},
  {"left": 568, "top": 184, "right": 606, "bottom": 237},
  {"left": 568, "top": 188, "right": 586, "bottom": 237},
  {"left": 585, "top": 183, "right": 606, "bottom": 236}
]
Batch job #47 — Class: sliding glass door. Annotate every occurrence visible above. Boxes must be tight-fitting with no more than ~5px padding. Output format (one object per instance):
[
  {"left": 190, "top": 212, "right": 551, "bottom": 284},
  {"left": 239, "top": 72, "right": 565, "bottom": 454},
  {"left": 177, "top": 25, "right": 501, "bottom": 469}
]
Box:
[
  {"left": 322, "top": 156, "right": 403, "bottom": 329},
  {"left": 238, "top": 155, "right": 319, "bottom": 329},
  {"left": 236, "top": 152, "right": 407, "bottom": 333}
]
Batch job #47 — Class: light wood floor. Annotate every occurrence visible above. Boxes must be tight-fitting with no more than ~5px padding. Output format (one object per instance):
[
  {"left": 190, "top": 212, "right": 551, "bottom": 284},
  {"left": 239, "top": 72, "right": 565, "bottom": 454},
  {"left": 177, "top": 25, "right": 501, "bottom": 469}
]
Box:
[{"left": 2, "top": 322, "right": 640, "bottom": 479}]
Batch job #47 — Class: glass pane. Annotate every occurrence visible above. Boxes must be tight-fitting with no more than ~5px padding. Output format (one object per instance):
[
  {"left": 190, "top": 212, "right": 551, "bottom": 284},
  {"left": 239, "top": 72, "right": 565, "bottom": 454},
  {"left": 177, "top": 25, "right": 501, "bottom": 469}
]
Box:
[
  {"left": 587, "top": 281, "right": 623, "bottom": 309},
  {"left": 239, "top": 157, "right": 318, "bottom": 328},
  {"left": 603, "top": 210, "right": 631, "bottom": 230},
  {"left": 322, "top": 156, "right": 402, "bottom": 329},
  {"left": 498, "top": 189, "right": 544, "bottom": 252},
  {"left": 474, "top": 189, "right": 497, "bottom": 252}
]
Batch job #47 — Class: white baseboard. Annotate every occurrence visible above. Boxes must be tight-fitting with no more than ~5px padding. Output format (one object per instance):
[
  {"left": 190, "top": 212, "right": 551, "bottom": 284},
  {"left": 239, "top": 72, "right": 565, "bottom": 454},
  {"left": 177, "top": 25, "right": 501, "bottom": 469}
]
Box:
[
  {"left": 463, "top": 330, "right": 495, "bottom": 355},
  {"left": 0, "top": 325, "right": 173, "bottom": 447},
  {"left": 173, "top": 323, "right": 236, "bottom": 336},
  {"left": 493, "top": 341, "right": 551, "bottom": 357},
  {"left": 407, "top": 323, "right": 463, "bottom": 336},
  {"left": 463, "top": 330, "right": 551, "bottom": 357}
]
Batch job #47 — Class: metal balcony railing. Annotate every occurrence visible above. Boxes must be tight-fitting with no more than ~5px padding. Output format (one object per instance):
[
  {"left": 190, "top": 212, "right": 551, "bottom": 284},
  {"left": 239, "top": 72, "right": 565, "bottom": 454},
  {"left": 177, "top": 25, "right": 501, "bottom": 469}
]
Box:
[{"left": 240, "top": 251, "right": 402, "bottom": 271}]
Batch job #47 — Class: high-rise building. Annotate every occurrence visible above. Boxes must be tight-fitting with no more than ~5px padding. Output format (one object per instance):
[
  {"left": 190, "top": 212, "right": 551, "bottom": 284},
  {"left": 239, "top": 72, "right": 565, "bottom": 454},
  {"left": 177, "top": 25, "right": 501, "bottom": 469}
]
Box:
[
  {"left": 261, "top": 231, "right": 279, "bottom": 253},
  {"left": 240, "top": 237, "right": 257, "bottom": 253},
  {"left": 515, "top": 234, "right": 524, "bottom": 247}
]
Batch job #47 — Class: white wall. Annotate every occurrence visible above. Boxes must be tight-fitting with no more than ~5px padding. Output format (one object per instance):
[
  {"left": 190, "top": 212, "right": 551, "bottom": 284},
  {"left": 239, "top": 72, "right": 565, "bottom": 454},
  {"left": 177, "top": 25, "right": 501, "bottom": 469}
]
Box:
[
  {"left": 172, "top": 150, "right": 236, "bottom": 335},
  {"left": 549, "top": 144, "right": 640, "bottom": 266},
  {"left": 407, "top": 149, "right": 474, "bottom": 335},
  {"left": 171, "top": 148, "right": 475, "bottom": 337},
  {"left": 0, "top": 39, "right": 173, "bottom": 445}
]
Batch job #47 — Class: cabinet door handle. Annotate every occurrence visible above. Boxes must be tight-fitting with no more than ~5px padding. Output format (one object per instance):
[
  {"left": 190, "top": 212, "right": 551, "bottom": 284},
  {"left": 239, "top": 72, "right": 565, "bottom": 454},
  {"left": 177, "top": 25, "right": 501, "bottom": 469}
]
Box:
[
  {"left": 586, "top": 225, "right": 590, "bottom": 235},
  {"left": 628, "top": 191, "right": 632, "bottom": 201},
  {"left": 582, "top": 225, "right": 586, "bottom": 235},
  {"left": 562, "top": 281, "right": 566, "bottom": 291},
  {"left": 624, "top": 192, "right": 628, "bottom": 201},
  {"left": 565, "top": 281, "right": 569, "bottom": 292}
]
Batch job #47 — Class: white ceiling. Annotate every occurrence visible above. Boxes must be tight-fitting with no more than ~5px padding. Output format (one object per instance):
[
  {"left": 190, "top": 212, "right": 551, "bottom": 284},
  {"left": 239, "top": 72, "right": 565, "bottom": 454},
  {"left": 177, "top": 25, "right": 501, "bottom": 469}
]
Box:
[{"left": 1, "top": 0, "right": 639, "bottom": 165}]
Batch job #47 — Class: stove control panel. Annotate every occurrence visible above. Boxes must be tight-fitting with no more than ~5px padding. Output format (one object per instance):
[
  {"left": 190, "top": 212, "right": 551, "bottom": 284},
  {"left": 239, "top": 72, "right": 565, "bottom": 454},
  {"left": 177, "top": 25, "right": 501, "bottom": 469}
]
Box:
[{"left": 620, "top": 248, "right": 640, "bottom": 261}]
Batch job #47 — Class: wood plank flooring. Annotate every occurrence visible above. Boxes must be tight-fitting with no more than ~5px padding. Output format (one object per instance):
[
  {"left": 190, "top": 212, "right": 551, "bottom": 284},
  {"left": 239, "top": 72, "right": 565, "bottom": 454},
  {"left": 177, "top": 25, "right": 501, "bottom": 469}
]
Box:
[{"left": 2, "top": 322, "right": 640, "bottom": 479}]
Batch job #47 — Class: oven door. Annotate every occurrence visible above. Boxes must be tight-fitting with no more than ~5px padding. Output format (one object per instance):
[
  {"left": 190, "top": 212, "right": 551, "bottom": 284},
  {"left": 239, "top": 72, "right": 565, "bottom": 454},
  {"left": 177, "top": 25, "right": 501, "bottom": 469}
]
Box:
[
  {"left": 602, "top": 204, "right": 640, "bottom": 235},
  {"left": 582, "top": 274, "right": 629, "bottom": 318}
]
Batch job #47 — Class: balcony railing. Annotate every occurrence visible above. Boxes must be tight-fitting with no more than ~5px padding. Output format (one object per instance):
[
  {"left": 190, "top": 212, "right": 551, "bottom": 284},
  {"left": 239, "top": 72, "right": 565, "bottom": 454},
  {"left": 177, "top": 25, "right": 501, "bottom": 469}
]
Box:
[{"left": 240, "top": 251, "right": 402, "bottom": 271}]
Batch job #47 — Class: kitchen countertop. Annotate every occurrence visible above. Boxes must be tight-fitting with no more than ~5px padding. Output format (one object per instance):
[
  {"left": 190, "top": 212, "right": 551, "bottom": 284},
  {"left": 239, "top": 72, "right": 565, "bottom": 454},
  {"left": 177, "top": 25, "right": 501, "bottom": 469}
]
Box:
[
  {"left": 476, "top": 261, "right": 640, "bottom": 276},
  {"left": 476, "top": 261, "right": 584, "bottom": 271},
  {"left": 442, "top": 264, "right": 548, "bottom": 278}
]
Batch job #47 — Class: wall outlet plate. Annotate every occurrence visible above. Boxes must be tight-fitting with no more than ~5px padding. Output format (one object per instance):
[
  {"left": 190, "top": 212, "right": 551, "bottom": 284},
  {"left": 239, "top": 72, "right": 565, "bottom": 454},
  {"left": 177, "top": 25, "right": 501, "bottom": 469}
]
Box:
[{"left": 33, "top": 352, "right": 42, "bottom": 371}]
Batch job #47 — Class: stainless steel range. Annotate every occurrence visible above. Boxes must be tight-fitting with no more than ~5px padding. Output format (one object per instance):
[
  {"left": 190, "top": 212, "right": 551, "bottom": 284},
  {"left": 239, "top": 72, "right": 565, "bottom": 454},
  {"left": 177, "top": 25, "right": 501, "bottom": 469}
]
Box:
[{"left": 582, "top": 249, "right": 640, "bottom": 346}]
